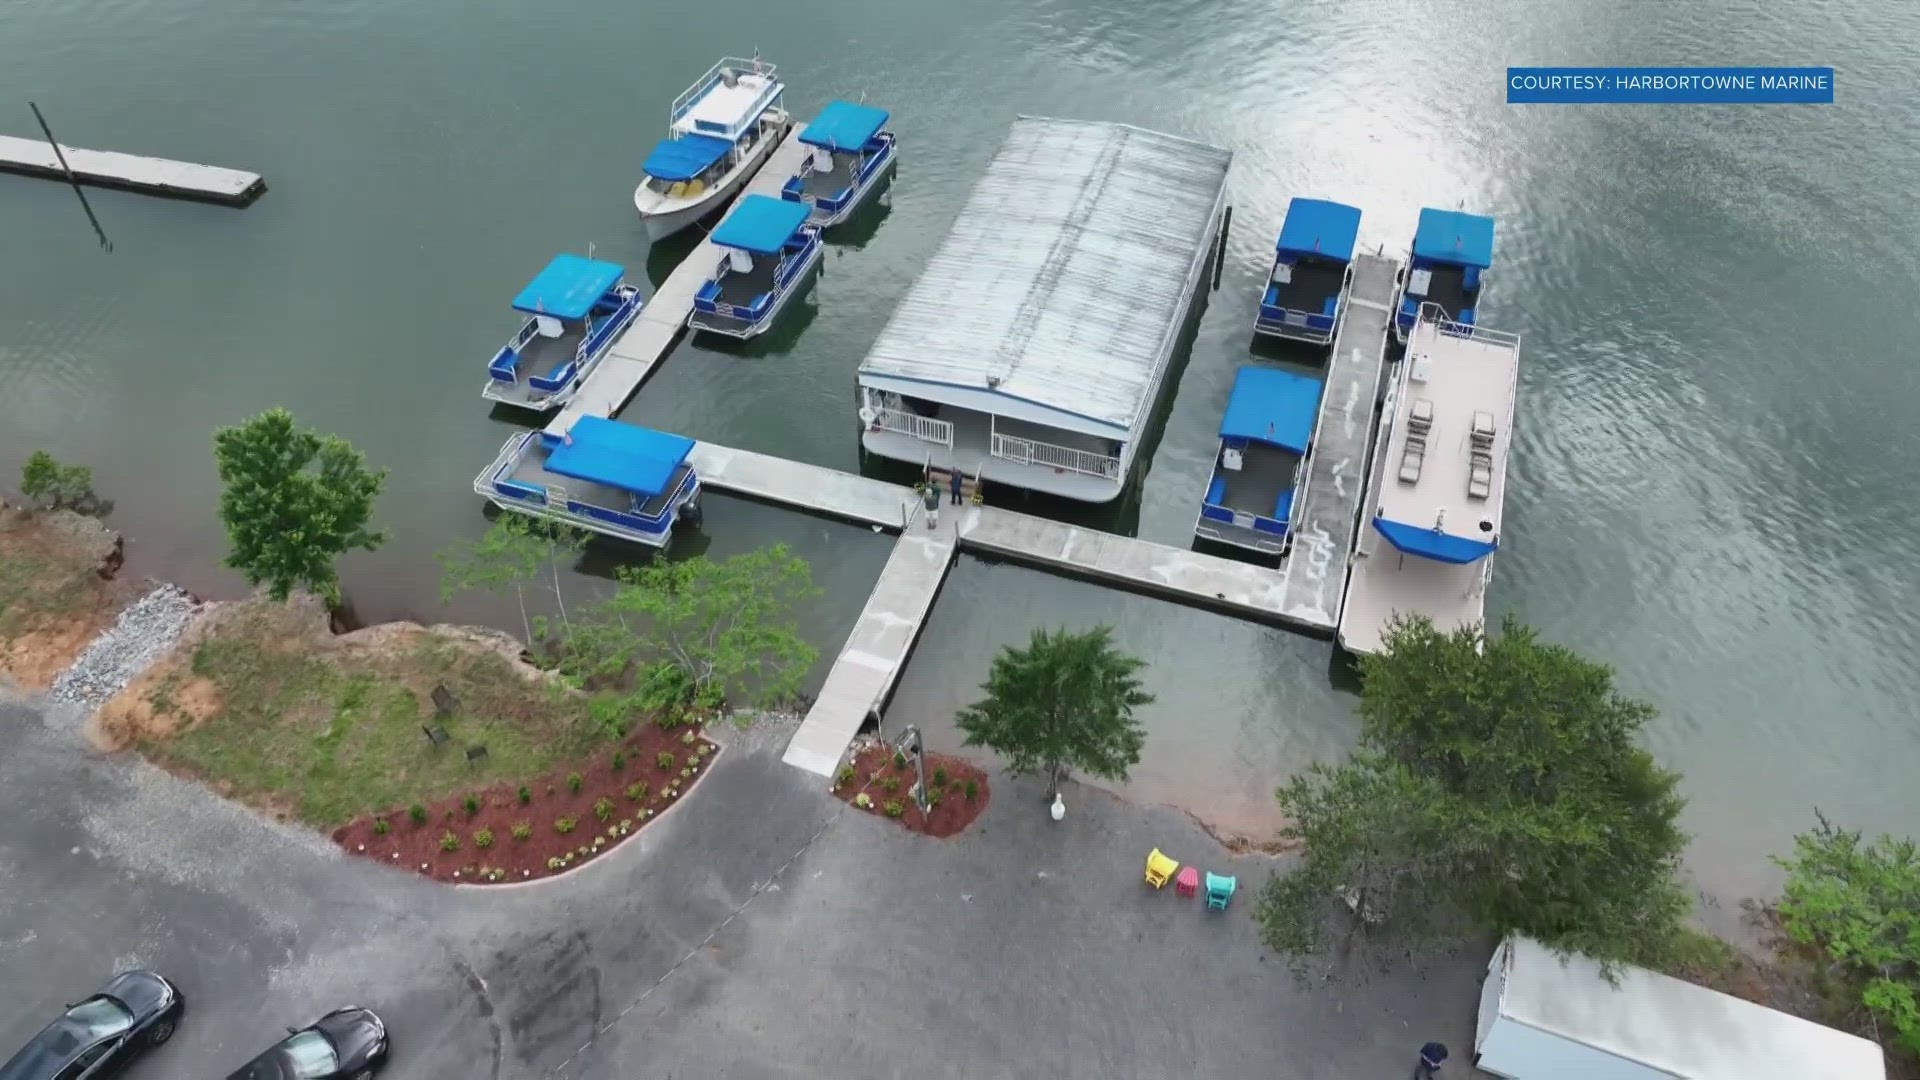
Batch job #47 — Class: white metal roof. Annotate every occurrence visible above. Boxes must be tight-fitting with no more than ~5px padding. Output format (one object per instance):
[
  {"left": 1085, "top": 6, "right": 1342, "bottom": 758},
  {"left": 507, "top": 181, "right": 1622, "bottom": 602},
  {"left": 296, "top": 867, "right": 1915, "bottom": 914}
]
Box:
[
  {"left": 1499, "top": 937, "right": 1886, "bottom": 1080},
  {"left": 856, "top": 117, "right": 1232, "bottom": 432}
]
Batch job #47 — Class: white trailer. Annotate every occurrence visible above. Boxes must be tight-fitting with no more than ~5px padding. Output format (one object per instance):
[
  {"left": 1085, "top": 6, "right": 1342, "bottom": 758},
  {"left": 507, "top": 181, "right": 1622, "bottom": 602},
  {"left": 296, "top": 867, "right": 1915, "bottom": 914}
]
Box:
[{"left": 1474, "top": 936, "right": 1885, "bottom": 1080}]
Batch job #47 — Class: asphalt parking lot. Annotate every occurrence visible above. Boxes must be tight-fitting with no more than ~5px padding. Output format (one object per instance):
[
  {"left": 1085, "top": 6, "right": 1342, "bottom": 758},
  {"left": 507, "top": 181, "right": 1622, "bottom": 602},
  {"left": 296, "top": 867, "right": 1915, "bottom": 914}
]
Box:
[{"left": 0, "top": 695, "right": 1484, "bottom": 1079}]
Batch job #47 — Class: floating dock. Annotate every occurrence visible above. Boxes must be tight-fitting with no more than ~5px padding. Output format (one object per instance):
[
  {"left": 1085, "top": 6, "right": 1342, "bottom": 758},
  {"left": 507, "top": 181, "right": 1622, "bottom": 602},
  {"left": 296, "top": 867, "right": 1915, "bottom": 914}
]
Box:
[
  {"left": 1268, "top": 250, "right": 1401, "bottom": 632},
  {"left": 546, "top": 126, "right": 813, "bottom": 437},
  {"left": 683, "top": 441, "right": 1313, "bottom": 776},
  {"left": 0, "top": 134, "right": 264, "bottom": 206}
]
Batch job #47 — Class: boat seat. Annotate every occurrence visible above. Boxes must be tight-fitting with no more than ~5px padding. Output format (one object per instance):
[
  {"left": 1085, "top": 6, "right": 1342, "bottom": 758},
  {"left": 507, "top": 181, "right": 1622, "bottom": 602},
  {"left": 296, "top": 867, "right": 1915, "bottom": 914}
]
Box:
[
  {"left": 1206, "top": 476, "right": 1227, "bottom": 507},
  {"left": 1464, "top": 265, "right": 1482, "bottom": 291},
  {"left": 685, "top": 178, "right": 707, "bottom": 197},
  {"left": 667, "top": 181, "right": 688, "bottom": 198},
  {"left": 1470, "top": 410, "right": 1496, "bottom": 449},
  {"left": 1408, "top": 397, "right": 1434, "bottom": 434},
  {"left": 1399, "top": 432, "right": 1427, "bottom": 485},
  {"left": 1321, "top": 295, "right": 1339, "bottom": 317},
  {"left": 1467, "top": 449, "right": 1494, "bottom": 500}
]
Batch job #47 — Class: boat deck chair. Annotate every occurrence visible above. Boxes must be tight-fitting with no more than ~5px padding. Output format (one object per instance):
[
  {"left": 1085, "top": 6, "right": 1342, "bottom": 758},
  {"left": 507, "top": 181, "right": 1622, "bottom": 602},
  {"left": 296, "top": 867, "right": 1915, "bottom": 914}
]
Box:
[
  {"left": 1145, "top": 848, "right": 1179, "bottom": 889},
  {"left": 1399, "top": 397, "right": 1433, "bottom": 485},
  {"left": 1467, "top": 410, "right": 1495, "bottom": 500},
  {"left": 1205, "top": 872, "right": 1238, "bottom": 911}
]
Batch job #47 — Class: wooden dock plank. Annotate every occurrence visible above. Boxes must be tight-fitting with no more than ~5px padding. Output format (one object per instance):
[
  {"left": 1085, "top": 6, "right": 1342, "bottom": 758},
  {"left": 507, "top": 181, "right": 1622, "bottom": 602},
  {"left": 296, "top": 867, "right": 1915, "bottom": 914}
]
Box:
[
  {"left": 546, "top": 127, "right": 814, "bottom": 437},
  {"left": 783, "top": 528, "right": 957, "bottom": 777},
  {"left": 0, "top": 134, "right": 263, "bottom": 206},
  {"left": 1270, "top": 250, "right": 1401, "bottom": 633}
]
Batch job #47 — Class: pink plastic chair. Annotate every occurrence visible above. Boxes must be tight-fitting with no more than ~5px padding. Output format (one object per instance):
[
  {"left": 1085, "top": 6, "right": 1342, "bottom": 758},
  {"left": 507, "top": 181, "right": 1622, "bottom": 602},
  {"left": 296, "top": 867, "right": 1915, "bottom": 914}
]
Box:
[{"left": 1175, "top": 866, "right": 1200, "bottom": 898}]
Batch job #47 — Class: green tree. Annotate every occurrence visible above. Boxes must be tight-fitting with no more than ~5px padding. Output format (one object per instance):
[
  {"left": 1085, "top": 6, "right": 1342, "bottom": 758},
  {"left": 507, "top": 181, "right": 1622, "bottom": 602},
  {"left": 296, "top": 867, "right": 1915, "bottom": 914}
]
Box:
[
  {"left": 437, "top": 515, "right": 587, "bottom": 643},
  {"left": 213, "top": 408, "right": 386, "bottom": 604},
  {"left": 19, "top": 450, "right": 107, "bottom": 515},
  {"left": 1256, "top": 615, "right": 1689, "bottom": 971},
  {"left": 1776, "top": 815, "right": 1920, "bottom": 1054},
  {"left": 558, "top": 544, "right": 821, "bottom": 716},
  {"left": 955, "top": 625, "right": 1152, "bottom": 799}
]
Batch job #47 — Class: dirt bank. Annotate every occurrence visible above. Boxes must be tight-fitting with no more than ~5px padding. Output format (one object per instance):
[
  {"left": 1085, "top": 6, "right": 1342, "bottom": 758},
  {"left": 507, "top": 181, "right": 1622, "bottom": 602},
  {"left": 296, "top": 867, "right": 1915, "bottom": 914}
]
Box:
[{"left": 0, "top": 503, "right": 137, "bottom": 689}]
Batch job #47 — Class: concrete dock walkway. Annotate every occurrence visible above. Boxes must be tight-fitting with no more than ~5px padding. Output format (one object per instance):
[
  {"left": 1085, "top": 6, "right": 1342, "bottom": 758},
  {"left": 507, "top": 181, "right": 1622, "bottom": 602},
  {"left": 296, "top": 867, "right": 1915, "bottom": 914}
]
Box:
[
  {"left": 548, "top": 127, "right": 814, "bottom": 436},
  {"left": 1269, "top": 250, "right": 1401, "bottom": 632},
  {"left": 0, "top": 134, "right": 264, "bottom": 205}
]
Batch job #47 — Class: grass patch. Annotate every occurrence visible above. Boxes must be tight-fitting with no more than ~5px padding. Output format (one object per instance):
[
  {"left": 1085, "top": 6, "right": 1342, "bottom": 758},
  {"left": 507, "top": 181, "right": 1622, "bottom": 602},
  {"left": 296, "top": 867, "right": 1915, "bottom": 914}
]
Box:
[
  {"left": 141, "top": 630, "right": 604, "bottom": 828},
  {"left": 0, "top": 532, "right": 105, "bottom": 639}
]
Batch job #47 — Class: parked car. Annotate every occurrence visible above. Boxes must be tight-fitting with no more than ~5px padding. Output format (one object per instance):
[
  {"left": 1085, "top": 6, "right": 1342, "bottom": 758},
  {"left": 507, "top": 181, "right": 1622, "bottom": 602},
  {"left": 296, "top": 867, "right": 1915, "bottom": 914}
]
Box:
[
  {"left": 0, "top": 970, "right": 185, "bottom": 1080},
  {"left": 225, "top": 1008, "right": 389, "bottom": 1080}
]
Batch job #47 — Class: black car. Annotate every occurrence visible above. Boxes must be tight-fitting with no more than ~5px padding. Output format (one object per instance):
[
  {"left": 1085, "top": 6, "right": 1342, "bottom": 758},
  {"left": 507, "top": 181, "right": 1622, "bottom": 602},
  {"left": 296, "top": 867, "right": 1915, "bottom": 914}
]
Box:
[
  {"left": 226, "top": 1008, "right": 388, "bottom": 1080},
  {"left": 0, "top": 970, "right": 185, "bottom": 1080}
]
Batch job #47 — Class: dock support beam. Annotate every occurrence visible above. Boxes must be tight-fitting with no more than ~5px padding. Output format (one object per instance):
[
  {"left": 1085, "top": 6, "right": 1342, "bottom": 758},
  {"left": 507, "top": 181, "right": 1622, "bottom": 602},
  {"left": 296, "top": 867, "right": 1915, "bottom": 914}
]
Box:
[{"left": 1211, "top": 205, "right": 1231, "bottom": 292}]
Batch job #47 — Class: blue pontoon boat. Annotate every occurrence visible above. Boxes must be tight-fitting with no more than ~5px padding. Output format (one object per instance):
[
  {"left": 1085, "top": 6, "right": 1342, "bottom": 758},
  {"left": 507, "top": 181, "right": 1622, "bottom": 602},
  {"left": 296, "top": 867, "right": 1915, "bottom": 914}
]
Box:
[
  {"left": 1255, "top": 198, "right": 1362, "bottom": 346},
  {"left": 482, "top": 255, "right": 642, "bottom": 412},
  {"left": 781, "top": 100, "right": 897, "bottom": 228},
  {"left": 1396, "top": 208, "right": 1494, "bottom": 342},
  {"left": 1194, "top": 366, "right": 1326, "bottom": 555},
  {"left": 688, "top": 195, "right": 823, "bottom": 338},
  {"left": 473, "top": 416, "right": 703, "bottom": 547}
]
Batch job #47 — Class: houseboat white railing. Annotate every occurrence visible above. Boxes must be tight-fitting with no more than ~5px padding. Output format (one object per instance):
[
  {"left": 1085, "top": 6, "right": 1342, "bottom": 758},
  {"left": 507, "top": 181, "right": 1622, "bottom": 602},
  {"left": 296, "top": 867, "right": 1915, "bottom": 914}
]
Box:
[
  {"left": 867, "top": 407, "right": 953, "bottom": 447},
  {"left": 989, "top": 431, "right": 1121, "bottom": 479},
  {"left": 671, "top": 57, "right": 779, "bottom": 134}
]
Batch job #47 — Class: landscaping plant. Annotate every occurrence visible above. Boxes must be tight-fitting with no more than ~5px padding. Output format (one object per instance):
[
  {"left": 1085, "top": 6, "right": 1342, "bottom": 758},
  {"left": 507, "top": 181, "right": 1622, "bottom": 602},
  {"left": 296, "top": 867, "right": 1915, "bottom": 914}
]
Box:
[
  {"left": 964, "top": 779, "right": 978, "bottom": 803},
  {"left": 611, "top": 752, "right": 626, "bottom": 772},
  {"left": 372, "top": 817, "right": 390, "bottom": 836},
  {"left": 626, "top": 781, "right": 649, "bottom": 802},
  {"left": 518, "top": 785, "right": 532, "bottom": 805},
  {"left": 554, "top": 816, "right": 577, "bottom": 834},
  {"left": 408, "top": 803, "right": 428, "bottom": 825},
  {"left": 657, "top": 751, "right": 675, "bottom": 771},
  {"left": 473, "top": 828, "right": 494, "bottom": 848},
  {"left": 567, "top": 772, "right": 584, "bottom": 793},
  {"left": 463, "top": 794, "right": 481, "bottom": 815},
  {"left": 213, "top": 407, "right": 386, "bottom": 605},
  {"left": 439, "top": 831, "right": 460, "bottom": 852},
  {"left": 956, "top": 624, "right": 1150, "bottom": 800},
  {"left": 510, "top": 821, "right": 533, "bottom": 840},
  {"left": 884, "top": 800, "right": 905, "bottom": 819},
  {"left": 594, "top": 797, "right": 615, "bottom": 822}
]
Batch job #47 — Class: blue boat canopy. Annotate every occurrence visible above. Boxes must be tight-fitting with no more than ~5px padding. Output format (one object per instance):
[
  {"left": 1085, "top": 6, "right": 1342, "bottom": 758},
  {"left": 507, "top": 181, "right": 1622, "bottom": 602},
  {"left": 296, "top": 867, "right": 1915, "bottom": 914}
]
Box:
[
  {"left": 1218, "top": 366, "right": 1323, "bottom": 454},
  {"left": 512, "top": 255, "right": 626, "bottom": 320},
  {"left": 643, "top": 133, "right": 734, "bottom": 182},
  {"left": 545, "top": 416, "right": 695, "bottom": 499},
  {"left": 1412, "top": 208, "right": 1496, "bottom": 269},
  {"left": 711, "top": 195, "right": 813, "bottom": 255},
  {"left": 1276, "top": 198, "right": 1362, "bottom": 264},
  {"left": 1372, "top": 516, "right": 1499, "bottom": 564},
  {"left": 800, "top": 100, "right": 891, "bottom": 152}
]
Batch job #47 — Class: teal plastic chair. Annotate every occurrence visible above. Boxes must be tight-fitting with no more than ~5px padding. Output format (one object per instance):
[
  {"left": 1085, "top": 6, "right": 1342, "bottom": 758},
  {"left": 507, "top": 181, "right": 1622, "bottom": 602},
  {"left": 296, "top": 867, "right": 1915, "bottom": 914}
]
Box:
[{"left": 1204, "top": 872, "right": 1237, "bottom": 911}]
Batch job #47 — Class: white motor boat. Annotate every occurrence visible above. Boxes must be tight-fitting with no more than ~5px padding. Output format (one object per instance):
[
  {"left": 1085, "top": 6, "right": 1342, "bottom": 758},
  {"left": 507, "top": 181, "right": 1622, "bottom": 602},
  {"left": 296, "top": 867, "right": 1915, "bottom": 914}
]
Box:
[{"left": 633, "top": 57, "right": 789, "bottom": 242}]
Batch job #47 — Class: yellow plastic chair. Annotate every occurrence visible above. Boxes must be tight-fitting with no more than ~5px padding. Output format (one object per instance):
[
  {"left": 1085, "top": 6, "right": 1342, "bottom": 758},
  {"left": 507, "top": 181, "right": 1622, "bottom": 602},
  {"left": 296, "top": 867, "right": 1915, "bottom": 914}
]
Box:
[
  {"left": 1145, "top": 848, "right": 1179, "bottom": 889},
  {"left": 666, "top": 181, "right": 688, "bottom": 199},
  {"left": 684, "top": 177, "right": 707, "bottom": 197}
]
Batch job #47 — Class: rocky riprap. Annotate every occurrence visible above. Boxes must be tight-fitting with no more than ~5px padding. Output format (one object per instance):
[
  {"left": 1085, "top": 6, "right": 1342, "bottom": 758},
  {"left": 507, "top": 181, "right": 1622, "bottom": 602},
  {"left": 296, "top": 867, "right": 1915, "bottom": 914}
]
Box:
[{"left": 50, "top": 584, "right": 201, "bottom": 714}]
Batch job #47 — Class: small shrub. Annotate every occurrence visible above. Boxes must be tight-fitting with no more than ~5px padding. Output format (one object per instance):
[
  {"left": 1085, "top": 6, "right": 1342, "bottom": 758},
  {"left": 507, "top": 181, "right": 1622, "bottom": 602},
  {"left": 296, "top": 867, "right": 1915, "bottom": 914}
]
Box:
[
  {"left": 439, "top": 831, "right": 460, "bottom": 852},
  {"left": 567, "top": 772, "right": 584, "bottom": 793},
  {"left": 594, "top": 797, "right": 615, "bottom": 822},
  {"left": 473, "top": 828, "right": 495, "bottom": 848},
  {"left": 626, "top": 781, "right": 649, "bottom": 802},
  {"left": 372, "top": 817, "right": 390, "bottom": 836},
  {"left": 408, "top": 803, "right": 428, "bottom": 825},
  {"left": 926, "top": 788, "right": 942, "bottom": 809},
  {"left": 546, "top": 856, "right": 564, "bottom": 871},
  {"left": 611, "top": 752, "right": 626, "bottom": 772},
  {"left": 884, "top": 800, "right": 905, "bottom": 819},
  {"left": 893, "top": 750, "right": 908, "bottom": 770},
  {"left": 510, "top": 821, "right": 533, "bottom": 840},
  {"left": 463, "top": 794, "right": 481, "bottom": 815},
  {"left": 964, "top": 779, "right": 978, "bottom": 802},
  {"left": 933, "top": 766, "right": 949, "bottom": 787},
  {"left": 854, "top": 793, "right": 873, "bottom": 809},
  {"left": 881, "top": 775, "right": 901, "bottom": 793},
  {"left": 554, "top": 816, "right": 577, "bottom": 834},
  {"left": 679, "top": 768, "right": 692, "bottom": 780},
  {"left": 837, "top": 765, "right": 857, "bottom": 787},
  {"left": 517, "top": 785, "right": 532, "bottom": 805},
  {"left": 657, "top": 751, "right": 676, "bottom": 770},
  {"left": 680, "top": 730, "right": 697, "bottom": 745}
]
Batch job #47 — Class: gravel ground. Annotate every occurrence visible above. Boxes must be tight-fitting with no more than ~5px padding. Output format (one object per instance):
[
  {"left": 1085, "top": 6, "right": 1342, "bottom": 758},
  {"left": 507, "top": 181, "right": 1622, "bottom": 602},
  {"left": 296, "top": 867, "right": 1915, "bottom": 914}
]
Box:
[{"left": 49, "top": 584, "right": 200, "bottom": 715}]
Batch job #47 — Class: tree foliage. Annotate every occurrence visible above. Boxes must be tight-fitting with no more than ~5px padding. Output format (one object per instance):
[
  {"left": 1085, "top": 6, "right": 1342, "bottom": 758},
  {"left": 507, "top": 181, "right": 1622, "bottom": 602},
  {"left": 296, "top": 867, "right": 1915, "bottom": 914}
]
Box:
[
  {"left": 437, "top": 515, "right": 586, "bottom": 643},
  {"left": 1776, "top": 814, "right": 1920, "bottom": 1054},
  {"left": 1256, "top": 615, "right": 1690, "bottom": 971},
  {"left": 213, "top": 408, "right": 386, "bottom": 605},
  {"left": 955, "top": 625, "right": 1152, "bottom": 798},
  {"left": 19, "top": 450, "right": 109, "bottom": 515},
  {"left": 556, "top": 544, "right": 821, "bottom": 719}
]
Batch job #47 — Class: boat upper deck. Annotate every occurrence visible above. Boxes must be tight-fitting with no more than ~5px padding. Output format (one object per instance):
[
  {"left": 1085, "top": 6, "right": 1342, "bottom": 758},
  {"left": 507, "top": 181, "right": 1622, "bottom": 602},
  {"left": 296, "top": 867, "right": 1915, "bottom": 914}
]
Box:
[
  {"left": 1340, "top": 309, "right": 1521, "bottom": 655},
  {"left": 855, "top": 117, "right": 1232, "bottom": 436},
  {"left": 672, "top": 62, "right": 781, "bottom": 140}
]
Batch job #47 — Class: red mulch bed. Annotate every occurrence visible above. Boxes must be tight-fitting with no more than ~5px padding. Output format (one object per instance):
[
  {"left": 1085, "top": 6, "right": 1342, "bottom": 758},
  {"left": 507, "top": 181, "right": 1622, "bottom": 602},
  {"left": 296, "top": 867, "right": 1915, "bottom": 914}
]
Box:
[
  {"left": 331, "top": 722, "right": 717, "bottom": 884},
  {"left": 831, "top": 742, "right": 989, "bottom": 838}
]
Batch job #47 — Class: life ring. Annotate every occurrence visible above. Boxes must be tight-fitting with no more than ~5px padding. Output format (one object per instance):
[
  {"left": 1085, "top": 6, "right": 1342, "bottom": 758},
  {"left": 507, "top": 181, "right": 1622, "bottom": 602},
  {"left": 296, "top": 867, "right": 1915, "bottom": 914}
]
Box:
[{"left": 858, "top": 406, "right": 877, "bottom": 426}]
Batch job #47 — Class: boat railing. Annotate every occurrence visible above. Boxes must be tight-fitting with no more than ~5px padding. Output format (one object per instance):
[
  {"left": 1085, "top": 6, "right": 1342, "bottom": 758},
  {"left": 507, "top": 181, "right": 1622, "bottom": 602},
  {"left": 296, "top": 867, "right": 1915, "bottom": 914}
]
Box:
[
  {"left": 1417, "top": 301, "right": 1519, "bottom": 347},
  {"left": 868, "top": 406, "right": 953, "bottom": 448},
  {"left": 489, "top": 320, "right": 544, "bottom": 383},
  {"left": 990, "top": 431, "right": 1120, "bottom": 479},
  {"left": 671, "top": 56, "right": 779, "bottom": 128}
]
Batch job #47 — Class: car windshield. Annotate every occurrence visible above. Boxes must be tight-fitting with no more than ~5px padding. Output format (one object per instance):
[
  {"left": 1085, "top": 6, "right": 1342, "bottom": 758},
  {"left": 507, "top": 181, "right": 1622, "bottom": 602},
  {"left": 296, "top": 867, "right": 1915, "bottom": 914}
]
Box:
[
  {"left": 65, "top": 997, "right": 134, "bottom": 1039},
  {"left": 277, "top": 1031, "right": 339, "bottom": 1079}
]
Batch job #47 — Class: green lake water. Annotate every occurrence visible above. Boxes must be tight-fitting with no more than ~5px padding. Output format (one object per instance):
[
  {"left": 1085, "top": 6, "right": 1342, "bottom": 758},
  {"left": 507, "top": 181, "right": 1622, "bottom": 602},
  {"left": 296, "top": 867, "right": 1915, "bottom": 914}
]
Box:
[{"left": 4, "top": 0, "right": 1917, "bottom": 904}]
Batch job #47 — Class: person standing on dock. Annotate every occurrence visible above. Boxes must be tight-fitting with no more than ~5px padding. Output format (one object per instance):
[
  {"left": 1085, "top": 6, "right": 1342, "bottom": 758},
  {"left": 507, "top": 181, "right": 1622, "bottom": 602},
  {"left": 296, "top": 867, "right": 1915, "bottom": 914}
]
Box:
[
  {"left": 949, "top": 467, "right": 964, "bottom": 506},
  {"left": 922, "top": 483, "right": 941, "bottom": 530},
  {"left": 1413, "top": 1041, "right": 1448, "bottom": 1079}
]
